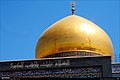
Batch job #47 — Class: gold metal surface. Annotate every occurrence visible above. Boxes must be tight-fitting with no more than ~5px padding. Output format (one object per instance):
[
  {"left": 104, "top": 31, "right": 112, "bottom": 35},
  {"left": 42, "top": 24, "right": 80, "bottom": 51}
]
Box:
[{"left": 36, "top": 15, "right": 114, "bottom": 59}]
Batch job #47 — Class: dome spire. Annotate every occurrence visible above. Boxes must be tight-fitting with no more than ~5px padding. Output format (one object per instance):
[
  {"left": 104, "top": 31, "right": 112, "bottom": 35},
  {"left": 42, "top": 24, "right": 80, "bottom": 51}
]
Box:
[{"left": 71, "top": 2, "right": 75, "bottom": 15}]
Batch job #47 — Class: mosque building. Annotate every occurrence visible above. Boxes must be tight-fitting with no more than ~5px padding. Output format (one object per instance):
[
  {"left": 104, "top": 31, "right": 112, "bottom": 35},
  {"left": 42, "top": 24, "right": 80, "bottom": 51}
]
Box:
[{"left": 0, "top": 2, "right": 120, "bottom": 79}]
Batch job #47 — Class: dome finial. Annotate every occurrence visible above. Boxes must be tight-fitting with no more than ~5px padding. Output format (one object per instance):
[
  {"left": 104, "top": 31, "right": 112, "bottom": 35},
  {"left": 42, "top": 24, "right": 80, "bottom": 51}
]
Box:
[{"left": 71, "top": 2, "right": 75, "bottom": 15}]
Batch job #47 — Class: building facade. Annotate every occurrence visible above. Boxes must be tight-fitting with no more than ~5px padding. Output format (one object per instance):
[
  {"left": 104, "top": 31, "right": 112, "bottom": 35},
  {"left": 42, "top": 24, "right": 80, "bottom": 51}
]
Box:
[
  {"left": 0, "top": 56, "right": 112, "bottom": 79},
  {"left": 0, "top": 2, "right": 120, "bottom": 79}
]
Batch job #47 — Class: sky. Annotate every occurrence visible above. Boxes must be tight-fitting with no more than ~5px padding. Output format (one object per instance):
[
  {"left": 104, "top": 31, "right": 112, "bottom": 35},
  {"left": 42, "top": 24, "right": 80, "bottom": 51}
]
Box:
[{"left": 0, "top": 0, "right": 120, "bottom": 62}]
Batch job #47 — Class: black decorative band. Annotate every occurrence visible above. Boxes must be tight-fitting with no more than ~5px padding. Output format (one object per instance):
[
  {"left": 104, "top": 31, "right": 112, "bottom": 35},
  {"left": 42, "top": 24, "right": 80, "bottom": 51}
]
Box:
[{"left": 45, "top": 51, "right": 102, "bottom": 58}]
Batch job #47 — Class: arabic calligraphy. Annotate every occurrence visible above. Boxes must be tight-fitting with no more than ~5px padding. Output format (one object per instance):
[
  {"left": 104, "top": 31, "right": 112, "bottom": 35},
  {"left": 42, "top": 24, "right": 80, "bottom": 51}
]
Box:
[
  {"left": 10, "top": 60, "right": 70, "bottom": 69},
  {"left": 10, "top": 62, "right": 24, "bottom": 69}
]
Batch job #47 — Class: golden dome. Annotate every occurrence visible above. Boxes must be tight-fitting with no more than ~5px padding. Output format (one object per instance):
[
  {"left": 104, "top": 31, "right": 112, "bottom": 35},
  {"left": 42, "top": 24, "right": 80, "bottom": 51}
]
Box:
[{"left": 36, "top": 15, "right": 114, "bottom": 59}]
